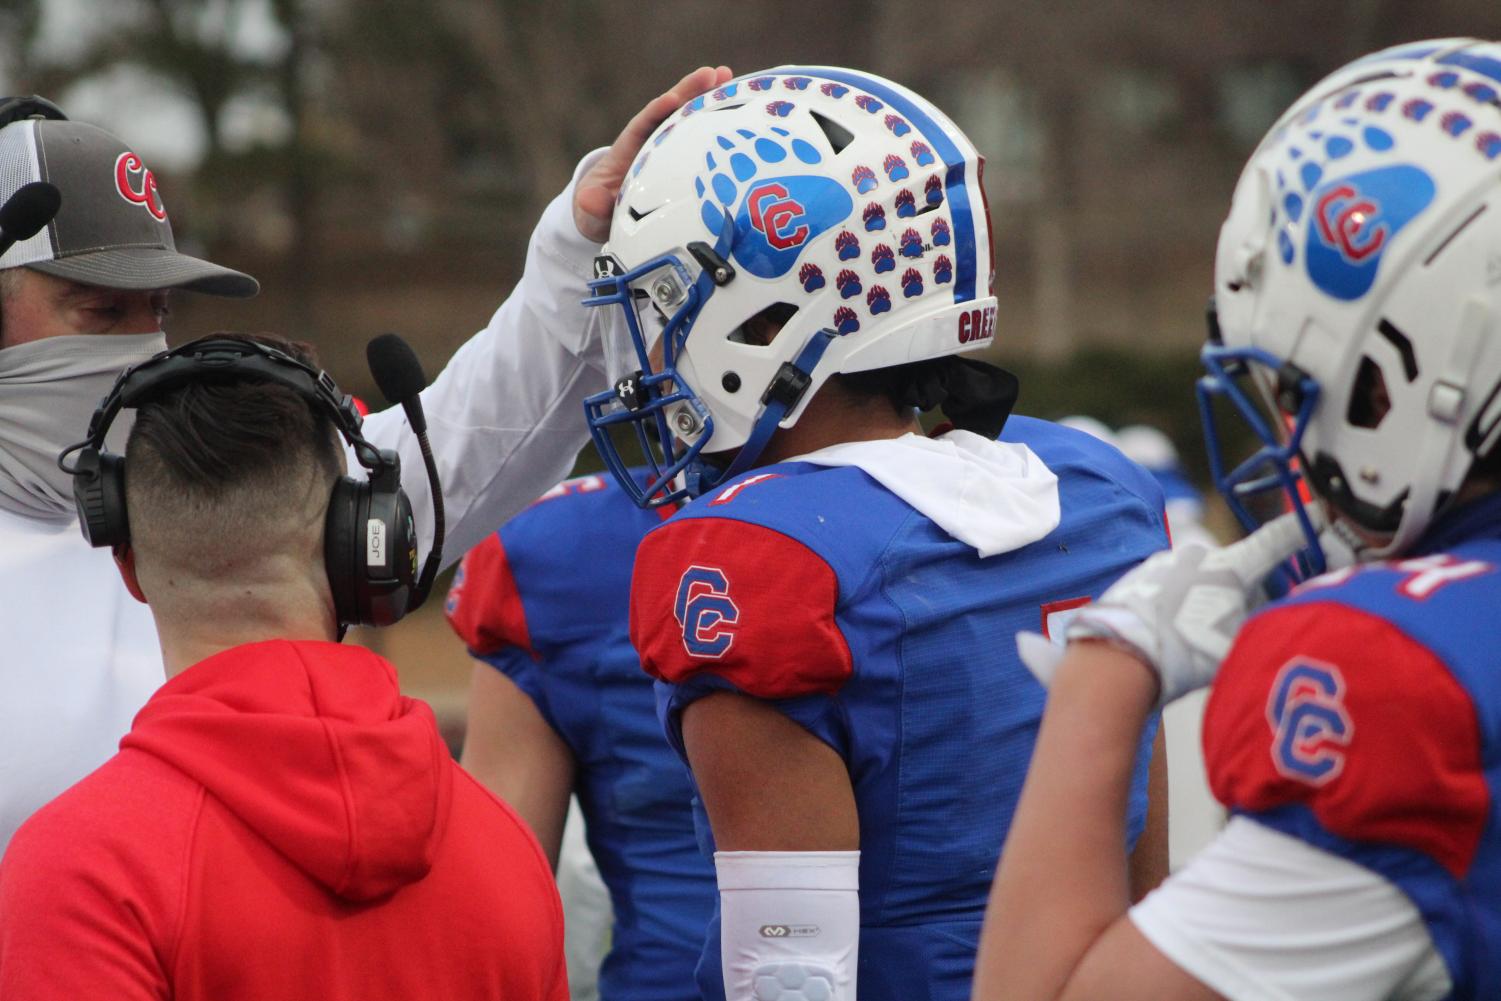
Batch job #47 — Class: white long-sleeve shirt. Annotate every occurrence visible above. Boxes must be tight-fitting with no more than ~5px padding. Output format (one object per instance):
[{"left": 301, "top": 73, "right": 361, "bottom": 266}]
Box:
[{"left": 0, "top": 153, "right": 617, "bottom": 853}]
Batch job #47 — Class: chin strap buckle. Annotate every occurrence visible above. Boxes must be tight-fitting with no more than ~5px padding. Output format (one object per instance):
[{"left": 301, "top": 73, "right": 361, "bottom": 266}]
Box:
[{"left": 761, "top": 362, "right": 814, "bottom": 410}]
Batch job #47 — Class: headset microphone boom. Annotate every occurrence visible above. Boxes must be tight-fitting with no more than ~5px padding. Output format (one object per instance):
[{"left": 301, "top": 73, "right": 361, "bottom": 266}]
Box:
[
  {"left": 365, "top": 332, "right": 445, "bottom": 612},
  {"left": 0, "top": 181, "right": 61, "bottom": 258}
]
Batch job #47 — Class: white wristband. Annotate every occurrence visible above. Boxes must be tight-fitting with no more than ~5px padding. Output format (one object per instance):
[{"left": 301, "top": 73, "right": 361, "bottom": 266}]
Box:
[{"left": 716, "top": 850, "right": 860, "bottom": 1001}]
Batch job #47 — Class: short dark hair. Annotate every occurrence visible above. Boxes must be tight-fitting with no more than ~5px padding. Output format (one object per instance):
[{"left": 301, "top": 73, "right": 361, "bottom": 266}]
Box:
[
  {"left": 123, "top": 333, "right": 344, "bottom": 592},
  {"left": 126, "top": 333, "right": 342, "bottom": 496}
]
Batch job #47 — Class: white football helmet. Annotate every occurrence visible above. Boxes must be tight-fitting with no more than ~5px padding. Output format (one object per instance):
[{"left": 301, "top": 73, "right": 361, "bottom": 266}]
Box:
[
  {"left": 582, "top": 67, "right": 997, "bottom": 506},
  {"left": 1203, "top": 38, "right": 1501, "bottom": 568}
]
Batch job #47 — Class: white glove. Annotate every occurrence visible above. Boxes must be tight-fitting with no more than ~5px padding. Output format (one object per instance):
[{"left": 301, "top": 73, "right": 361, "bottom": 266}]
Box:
[{"left": 1017, "top": 511, "right": 1319, "bottom": 705}]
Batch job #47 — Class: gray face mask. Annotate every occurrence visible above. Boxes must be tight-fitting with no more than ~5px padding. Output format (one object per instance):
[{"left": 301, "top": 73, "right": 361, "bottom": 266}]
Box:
[{"left": 0, "top": 332, "right": 167, "bottom": 522}]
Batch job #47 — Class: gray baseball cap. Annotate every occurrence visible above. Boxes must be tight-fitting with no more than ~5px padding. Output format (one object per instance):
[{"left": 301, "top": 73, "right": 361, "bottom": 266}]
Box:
[{"left": 0, "top": 117, "right": 258, "bottom": 297}]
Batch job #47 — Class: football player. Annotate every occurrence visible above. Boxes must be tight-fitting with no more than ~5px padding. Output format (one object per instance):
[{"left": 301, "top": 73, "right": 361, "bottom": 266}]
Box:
[
  {"left": 976, "top": 39, "right": 1501, "bottom": 1001},
  {"left": 581, "top": 67, "right": 1171, "bottom": 1001},
  {"left": 446, "top": 469, "right": 716, "bottom": 1001}
]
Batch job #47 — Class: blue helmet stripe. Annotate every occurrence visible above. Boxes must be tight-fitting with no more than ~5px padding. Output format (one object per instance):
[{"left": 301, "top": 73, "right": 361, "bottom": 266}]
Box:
[
  {"left": 1438, "top": 46, "right": 1501, "bottom": 86},
  {"left": 780, "top": 66, "right": 980, "bottom": 303},
  {"left": 1349, "top": 42, "right": 1446, "bottom": 67}
]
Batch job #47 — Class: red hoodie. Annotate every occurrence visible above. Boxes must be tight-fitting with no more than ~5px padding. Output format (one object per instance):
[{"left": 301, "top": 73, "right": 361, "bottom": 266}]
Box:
[{"left": 0, "top": 640, "right": 567, "bottom": 1001}]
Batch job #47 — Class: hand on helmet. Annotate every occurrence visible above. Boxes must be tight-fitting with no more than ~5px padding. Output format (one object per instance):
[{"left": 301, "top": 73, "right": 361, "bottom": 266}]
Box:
[
  {"left": 573, "top": 65, "right": 734, "bottom": 243},
  {"left": 1018, "top": 511, "right": 1318, "bottom": 705}
]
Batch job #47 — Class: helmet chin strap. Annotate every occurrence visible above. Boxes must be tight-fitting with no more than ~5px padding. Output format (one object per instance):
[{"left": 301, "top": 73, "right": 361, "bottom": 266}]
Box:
[{"left": 690, "top": 329, "right": 836, "bottom": 495}]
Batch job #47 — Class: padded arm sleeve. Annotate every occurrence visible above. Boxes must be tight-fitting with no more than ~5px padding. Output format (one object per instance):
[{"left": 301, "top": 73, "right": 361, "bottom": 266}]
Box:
[{"left": 716, "top": 850, "right": 861, "bottom": 1001}]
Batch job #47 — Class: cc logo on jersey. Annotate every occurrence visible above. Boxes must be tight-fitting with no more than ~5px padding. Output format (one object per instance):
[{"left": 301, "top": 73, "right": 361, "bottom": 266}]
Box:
[
  {"left": 674, "top": 565, "right": 740, "bottom": 658},
  {"left": 1266, "top": 658, "right": 1354, "bottom": 786}
]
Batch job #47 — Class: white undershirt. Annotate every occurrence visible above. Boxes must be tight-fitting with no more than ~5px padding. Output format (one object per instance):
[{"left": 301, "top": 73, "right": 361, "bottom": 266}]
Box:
[{"left": 1130, "top": 817, "right": 1452, "bottom": 1001}]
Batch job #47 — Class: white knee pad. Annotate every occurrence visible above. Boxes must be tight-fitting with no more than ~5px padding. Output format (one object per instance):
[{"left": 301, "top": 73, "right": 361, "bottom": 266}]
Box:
[{"left": 716, "top": 850, "right": 860, "bottom": 1001}]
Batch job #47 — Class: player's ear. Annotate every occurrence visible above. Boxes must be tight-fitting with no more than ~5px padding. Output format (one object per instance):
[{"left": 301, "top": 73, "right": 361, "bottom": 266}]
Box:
[{"left": 112, "top": 544, "right": 148, "bottom": 604}]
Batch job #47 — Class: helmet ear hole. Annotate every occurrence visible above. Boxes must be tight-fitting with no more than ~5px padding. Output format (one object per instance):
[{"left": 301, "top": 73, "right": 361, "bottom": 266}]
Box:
[{"left": 1347, "top": 355, "right": 1392, "bottom": 430}]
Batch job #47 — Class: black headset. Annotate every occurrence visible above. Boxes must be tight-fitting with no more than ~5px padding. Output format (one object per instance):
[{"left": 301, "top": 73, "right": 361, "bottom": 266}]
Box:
[
  {"left": 59, "top": 336, "right": 427, "bottom": 630},
  {"left": 0, "top": 95, "right": 68, "bottom": 128}
]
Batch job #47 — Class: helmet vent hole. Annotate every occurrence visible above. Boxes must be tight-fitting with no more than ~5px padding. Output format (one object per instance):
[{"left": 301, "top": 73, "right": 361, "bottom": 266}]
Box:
[
  {"left": 1376, "top": 318, "right": 1419, "bottom": 382},
  {"left": 729, "top": 302, "right": 799, "bottom": 347},
  {"left": 1348, "top": 355, "right": 1392, "bottom": 429},
  {"left": 809, "top": 110, "right": 855, "bottom": 154}
]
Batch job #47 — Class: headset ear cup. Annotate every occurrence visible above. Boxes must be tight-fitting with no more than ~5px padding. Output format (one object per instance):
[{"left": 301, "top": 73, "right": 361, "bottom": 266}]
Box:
[
  {"left": 73, "top": 449, "right": 129, "bottom": 548},
  {"left": 324, "top": 476, "right": 364, "bottom": 628}
]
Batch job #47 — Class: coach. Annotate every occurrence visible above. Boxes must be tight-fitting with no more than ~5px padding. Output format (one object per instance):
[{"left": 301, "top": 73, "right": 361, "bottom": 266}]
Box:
[{"left": 0, "top": 67, "right": 730, "bottom": 852}]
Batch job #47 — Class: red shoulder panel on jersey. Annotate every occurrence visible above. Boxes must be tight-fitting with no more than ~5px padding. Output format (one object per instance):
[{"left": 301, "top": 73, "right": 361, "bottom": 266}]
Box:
[
  {"left": 1204, "top": 600, "right": 1488, "bottom": 878},
  {"left": 630, "top": 518, "right": 853, "bottom": 698},
  {"left": 444, "top": 535, "right": 535, "bottom": 658}
]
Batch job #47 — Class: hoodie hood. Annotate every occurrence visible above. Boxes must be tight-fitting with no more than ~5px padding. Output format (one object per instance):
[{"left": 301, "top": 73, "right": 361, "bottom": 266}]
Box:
[
  {"left": 793, "top": 429, "right": 1061, "bottom": 557},
  {"left": 122, "top": 640, "right": 452, "bottom": 902}
]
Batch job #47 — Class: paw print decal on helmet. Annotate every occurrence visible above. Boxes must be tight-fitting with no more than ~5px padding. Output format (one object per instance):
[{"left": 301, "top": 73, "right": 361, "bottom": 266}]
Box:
[
  {"left": 899, "top": 227, "right": 924, "bottom": 258},
  {"left": 836, "top": 269, "right": 863, "bottom": 299},
  {"left": 1268, "top": 120, "right": 1435, "bottom": 300},
  {"left": 799, "top": 263, "right": 826, "bottom": 292},
  {"left": 924, "top": 175, "right": 944, "bottom": 206},
  {"left": 693, "top": 130, "right": 854, "bottom": 280},
  {"left": 902, "top": 267, "right": 924, "bottom": 298}
]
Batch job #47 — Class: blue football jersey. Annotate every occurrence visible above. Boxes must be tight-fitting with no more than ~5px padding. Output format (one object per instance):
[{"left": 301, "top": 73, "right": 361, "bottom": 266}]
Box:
[
  {"left": 447, "top": 472, "right": 716, "bottom": 1001},
  {"left": 1206, "top": 490, "right": 1501, "bottom": 1001},
  {"left": 630, "top": 417, "right": 1170, "bottom": 1001}
]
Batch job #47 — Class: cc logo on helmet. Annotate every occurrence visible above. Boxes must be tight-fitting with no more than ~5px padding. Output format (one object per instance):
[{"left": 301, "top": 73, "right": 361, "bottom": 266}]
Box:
[
  {"left": 674, "top": 565, "right": 740, "bottom": 658},
  {"left": 1315, "top": 183, "right": 1386, "bottom": 263},
  {"left": 747, "top": 182, "right": 810, "bottom": 251}
]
